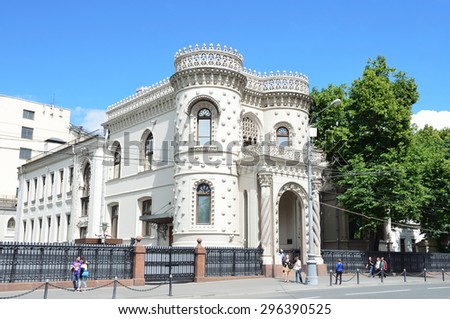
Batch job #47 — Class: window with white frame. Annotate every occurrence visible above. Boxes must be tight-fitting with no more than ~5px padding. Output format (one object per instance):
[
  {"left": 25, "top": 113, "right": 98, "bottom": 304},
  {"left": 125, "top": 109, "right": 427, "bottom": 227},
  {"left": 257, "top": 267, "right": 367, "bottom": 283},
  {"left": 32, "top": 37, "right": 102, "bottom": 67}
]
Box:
[
  {"left": 196, "top": 183, "right": 211, "bottom": 224},
  {"left": 113, "top": 144, "right": 121, "bottom": 179},
  {"left": 276, "top": 127, "right": 289, "bottom": 147},
  {"left": 141, "top": 199, "right": 152, "bottom": 236},
  {"left": 144, "top": 133, "right": 154, "bottom": 171},
  {"left": 197, "top": 108, "right": 211, "bottom": 145}
]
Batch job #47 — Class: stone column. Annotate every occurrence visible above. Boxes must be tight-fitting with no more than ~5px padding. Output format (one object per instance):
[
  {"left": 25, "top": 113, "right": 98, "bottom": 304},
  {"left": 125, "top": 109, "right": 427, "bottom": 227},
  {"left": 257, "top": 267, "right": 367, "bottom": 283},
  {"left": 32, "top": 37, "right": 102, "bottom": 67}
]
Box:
[
  {"left": 257, "top": 172, "right": 274, "bottom": 277},
  {"left": 311, "top": 187, "right": 323, "bottom": 263},
  {"left": 194, "top": 238, "right": 207, "bottom": 282},
  {"left": 132, "top": 236, "right": 146, "bottom": 286}
]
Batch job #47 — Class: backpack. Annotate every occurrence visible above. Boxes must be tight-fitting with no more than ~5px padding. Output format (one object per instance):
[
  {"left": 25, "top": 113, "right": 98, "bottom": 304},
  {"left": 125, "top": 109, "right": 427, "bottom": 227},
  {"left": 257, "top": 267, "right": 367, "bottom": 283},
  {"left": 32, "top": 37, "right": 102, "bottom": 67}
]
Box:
[{"left": 288, "top": 262, "right": 294, "bottom": 270}]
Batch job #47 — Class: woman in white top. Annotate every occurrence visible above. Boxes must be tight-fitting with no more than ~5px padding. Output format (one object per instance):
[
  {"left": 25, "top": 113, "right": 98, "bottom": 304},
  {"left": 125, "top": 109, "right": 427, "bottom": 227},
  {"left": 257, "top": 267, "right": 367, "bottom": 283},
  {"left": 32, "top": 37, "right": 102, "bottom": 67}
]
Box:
[{"left": 294, "top": 256, "right": 303, "bottom": 284}]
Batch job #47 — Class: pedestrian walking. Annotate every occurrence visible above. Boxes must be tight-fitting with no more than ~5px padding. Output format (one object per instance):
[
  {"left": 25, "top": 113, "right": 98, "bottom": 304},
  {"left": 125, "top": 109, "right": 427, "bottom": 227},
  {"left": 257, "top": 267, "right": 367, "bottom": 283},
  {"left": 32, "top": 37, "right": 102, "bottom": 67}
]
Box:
[
  {"left": 70, "top": 256, "right": 82, "bottom": 291},
  {"left": 380, "top": 256, "right": 388, "bottom": 277},
  {"left": 366, "top": 256, "right": 375, "bottom": 277},
  {"left": 335, "top": 258, "right": 343, "bottom": 285},
  {"left": 375, "top": 256, "right": 381, "bottom": 276},
  {"left": 79, "top": 258, "right": 89, "bottom": 291},
  {"left": 294, "top": 256, "right": 303, "bottom": 284},
  {"left": 279, "top": 249, "right": 285, "bottom": 266},
  {"left": 283, "top": 254, "right": 293, "bottom": 282}
]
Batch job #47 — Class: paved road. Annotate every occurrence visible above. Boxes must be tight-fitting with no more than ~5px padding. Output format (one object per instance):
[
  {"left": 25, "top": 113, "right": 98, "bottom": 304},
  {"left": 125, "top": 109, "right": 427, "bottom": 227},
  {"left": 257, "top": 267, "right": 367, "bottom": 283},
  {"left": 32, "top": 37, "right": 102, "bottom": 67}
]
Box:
[{"left": 1, "top": 275, "right": 449, "bottom": 299}]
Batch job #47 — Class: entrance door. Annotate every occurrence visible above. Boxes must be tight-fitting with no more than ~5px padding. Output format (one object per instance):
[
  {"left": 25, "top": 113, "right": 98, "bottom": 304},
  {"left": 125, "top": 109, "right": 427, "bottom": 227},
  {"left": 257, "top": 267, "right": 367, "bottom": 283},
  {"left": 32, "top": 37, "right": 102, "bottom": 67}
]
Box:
[{"left": 278, "top": 190, "right": 303, "bottom": 258}]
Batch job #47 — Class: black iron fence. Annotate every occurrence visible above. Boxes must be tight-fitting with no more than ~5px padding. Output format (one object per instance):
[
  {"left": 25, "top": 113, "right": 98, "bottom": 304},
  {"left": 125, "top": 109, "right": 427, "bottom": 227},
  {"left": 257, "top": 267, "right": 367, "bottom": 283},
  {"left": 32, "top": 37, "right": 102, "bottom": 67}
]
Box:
[
  {"left": 1, "top": 242, "right": 265, "bottom": 284},
  {"left": 144, "top": 246, "right": 195, "bottom": 283},
  {"left": 205, "top": 247, "right": 263, "bottom": 277},
  {"left": 322, "top": 250, "right": 450, "bottom": 273},
  {"left": 0, "top": 242, "right": 133, "bottom": 283}
]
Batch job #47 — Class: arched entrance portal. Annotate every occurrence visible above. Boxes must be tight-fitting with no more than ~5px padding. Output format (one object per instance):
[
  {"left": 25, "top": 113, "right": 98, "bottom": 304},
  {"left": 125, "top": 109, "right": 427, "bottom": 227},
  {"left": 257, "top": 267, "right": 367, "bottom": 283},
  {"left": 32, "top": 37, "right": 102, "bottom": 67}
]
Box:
[{"left": 278, "top": 189, "right": 305, "bottom": 262}]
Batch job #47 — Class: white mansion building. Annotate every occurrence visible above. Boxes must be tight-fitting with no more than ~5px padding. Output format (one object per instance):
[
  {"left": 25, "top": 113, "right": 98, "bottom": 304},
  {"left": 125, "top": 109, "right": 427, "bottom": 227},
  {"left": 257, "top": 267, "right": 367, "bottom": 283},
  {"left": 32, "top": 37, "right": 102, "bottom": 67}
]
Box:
[
  {"left": 15, "top": 44, "right": 423, "bottom": 275},
  {"left": 104, "top": 43, "right": 326, "bottom": 271}
]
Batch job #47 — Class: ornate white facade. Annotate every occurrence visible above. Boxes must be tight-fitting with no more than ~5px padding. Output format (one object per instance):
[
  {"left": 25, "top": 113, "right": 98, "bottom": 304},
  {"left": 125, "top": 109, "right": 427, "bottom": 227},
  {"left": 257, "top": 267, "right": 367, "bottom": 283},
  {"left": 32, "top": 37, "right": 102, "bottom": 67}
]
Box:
[
  {"left": 15, "top": 135, "right": 106, "bottom": 243},
  {"left": 103, "top": 44, "right": 325, "bottom": 273}
]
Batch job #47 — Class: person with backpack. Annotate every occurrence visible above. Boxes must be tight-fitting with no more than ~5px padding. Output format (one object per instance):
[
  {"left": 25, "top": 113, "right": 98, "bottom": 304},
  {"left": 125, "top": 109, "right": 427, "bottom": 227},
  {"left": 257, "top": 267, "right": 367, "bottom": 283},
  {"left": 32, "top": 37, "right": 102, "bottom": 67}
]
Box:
[
  {"left": 335, "top": 258, "right": 343, "bottom": 285},
  {"left": 282, "top": 254, "right": 293, "bottom": 282}
]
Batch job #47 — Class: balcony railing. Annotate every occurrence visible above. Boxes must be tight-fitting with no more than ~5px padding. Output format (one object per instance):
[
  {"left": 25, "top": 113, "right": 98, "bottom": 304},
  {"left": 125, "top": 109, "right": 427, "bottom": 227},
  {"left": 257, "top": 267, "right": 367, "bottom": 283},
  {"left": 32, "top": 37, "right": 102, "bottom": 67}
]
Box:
[{"left": 241, "top": 144, "right": 324, "bottom": 166}]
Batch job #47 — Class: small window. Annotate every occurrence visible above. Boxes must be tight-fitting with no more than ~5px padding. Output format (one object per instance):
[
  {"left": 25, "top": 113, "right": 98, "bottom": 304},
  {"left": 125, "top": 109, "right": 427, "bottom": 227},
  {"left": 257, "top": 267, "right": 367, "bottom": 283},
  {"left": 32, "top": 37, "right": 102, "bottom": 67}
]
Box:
[
  {"left": 144, "top": 133, "right": 154, "bottom": 171},
  {"left": 19, "top": 147, "right": 32, "bottom": 160},
  {"left": 196, "top": 183, "right": 211, "bottom": 224},
  {"left": 113, "top": 144, "right": 121, "bottom": 179},
  {"left": 23, "top": 109, "right": 35, "bottom": 120},
  {"left": 197, "top": 108, "right": 211, "bottom": 145},
  {"left": 142, "top": 199, "right": 152, "bottom": 236},
  {"left": 7, "top": 218, "right": 15, "bottom": 230},
  {"left": 111, "top": 205, "right": 119, "bottom": 238},
  {"left": 21, "top": 126, "right": 34, "bottom": 139},
  {"left": 69, "top": 167, "right": 74, "bottom": 188},
  {"left": 276, "top": 127, "right": 289, "bottom": 147}
]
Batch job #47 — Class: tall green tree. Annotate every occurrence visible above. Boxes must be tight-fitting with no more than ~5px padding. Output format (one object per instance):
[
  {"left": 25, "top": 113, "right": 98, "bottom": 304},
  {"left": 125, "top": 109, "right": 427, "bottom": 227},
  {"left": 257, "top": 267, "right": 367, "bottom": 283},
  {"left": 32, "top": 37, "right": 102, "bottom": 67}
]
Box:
[
  {"left": 312, "top": 56, "right": 422, "bottom": 250},
  {"left": 409, "top": 126, "right": 450, "bottom": 250}
]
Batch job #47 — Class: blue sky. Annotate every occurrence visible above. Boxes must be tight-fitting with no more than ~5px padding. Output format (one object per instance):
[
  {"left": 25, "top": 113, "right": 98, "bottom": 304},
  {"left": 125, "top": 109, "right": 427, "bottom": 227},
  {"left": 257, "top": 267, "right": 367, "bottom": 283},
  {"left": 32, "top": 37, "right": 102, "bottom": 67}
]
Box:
[{"left": 1, "top": 0, "right": 449, "bottom": 131}]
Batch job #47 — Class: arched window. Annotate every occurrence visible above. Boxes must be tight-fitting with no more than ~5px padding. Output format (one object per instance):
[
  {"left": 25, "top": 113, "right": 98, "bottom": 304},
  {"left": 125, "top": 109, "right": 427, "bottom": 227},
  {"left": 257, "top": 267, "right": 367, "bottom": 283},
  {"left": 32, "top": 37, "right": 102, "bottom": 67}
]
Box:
[
  {"left": 144, "top": 133, "right": 154, "bottom": 171},
  {"left": 197, "top": 108, "right": 211, "bottom": 145},
  {"left": 141, "top": 199, "right": 152, "bottom": 236},
  {"left": 196, "top": 183, "right": 211, "bottom": 224},
  {"left": 242, "top": 117, "right": 259, "bottom": 146},
  {"left": 81, "top": 163, "right": 91, "bottom": 217},
  {"left": 7, "top": 217, "right": 15, "bottom": 230},
  {"left": 113, "top": 144, "right": 121, "bottom": 178},
  {"left": 276, "top": 127, "right": 289, "bottom": 147}
]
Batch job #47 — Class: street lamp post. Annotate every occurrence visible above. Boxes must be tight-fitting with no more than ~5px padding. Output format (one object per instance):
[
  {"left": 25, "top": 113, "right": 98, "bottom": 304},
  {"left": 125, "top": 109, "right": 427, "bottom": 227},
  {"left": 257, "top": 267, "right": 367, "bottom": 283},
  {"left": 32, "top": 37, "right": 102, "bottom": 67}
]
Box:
[{"left": 306, "top": 98, "right": 341, "bottom": 285}]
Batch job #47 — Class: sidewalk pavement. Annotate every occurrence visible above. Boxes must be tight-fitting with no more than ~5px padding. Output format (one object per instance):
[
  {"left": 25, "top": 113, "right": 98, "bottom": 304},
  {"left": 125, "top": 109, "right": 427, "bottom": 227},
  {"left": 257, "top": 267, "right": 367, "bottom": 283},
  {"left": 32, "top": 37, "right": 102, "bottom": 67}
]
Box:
[{"left": 0, "top": 273, "right": 444, "bottom": 299}]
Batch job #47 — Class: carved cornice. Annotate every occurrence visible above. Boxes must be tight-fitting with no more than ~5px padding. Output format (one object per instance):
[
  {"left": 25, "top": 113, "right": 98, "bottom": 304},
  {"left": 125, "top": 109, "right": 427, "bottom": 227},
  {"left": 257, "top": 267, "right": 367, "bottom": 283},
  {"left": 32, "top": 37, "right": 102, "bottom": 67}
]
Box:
[
  {"left": 106, "top": 79, "right": 173, "bottom": 122},
  {"left": 169, "top": 67, "right": 247, "bottom": 94},
  {"left": 106, "top": 95, "right": 176, "bottom": 133}
]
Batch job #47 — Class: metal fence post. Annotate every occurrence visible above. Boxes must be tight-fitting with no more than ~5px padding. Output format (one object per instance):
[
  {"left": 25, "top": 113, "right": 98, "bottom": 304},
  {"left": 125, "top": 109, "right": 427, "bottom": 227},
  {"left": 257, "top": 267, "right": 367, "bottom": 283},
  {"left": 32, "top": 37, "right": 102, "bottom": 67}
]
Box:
[
  {"left": 357, "top": 269, "right": 360, "bottom": 285},
  {"left": 329, "top": 270, "right": 333, "bottom": 286},
  {"left": 403, "top": 269, "right": 406, "bottom": 282},
  {"left": 424, "top": 268, "right": 427, "bottom": 282},
  {"left": 442, "top": 268, "right": 445, "bottom": 282},
  {"left": 43, "top": 279, "right": 49, "bottom": 299},
  {"left": 112, "top": 276, "right": 118, "bottom": 299},
  {"left": 168, "top": 246, "right": 173, "bottom": 296}
]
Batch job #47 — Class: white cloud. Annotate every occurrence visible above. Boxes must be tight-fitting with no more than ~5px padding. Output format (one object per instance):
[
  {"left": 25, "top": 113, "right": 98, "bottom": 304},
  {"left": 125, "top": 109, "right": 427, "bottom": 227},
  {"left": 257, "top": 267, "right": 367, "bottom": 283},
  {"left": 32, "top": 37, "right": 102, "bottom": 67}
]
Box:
[
  {"left": 80, "top": 109, "right": 106, "bottom": 133},
  {"left": 412, "top": 110, "right": 450, "bottom": 130}
]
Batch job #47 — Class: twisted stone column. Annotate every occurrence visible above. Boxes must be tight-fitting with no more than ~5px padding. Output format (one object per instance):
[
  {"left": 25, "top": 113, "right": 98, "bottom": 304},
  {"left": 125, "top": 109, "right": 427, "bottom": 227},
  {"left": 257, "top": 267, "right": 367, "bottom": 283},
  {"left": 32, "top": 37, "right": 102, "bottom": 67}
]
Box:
[{"left": 257, "top": 173, "right": 273, "bottom": 262}]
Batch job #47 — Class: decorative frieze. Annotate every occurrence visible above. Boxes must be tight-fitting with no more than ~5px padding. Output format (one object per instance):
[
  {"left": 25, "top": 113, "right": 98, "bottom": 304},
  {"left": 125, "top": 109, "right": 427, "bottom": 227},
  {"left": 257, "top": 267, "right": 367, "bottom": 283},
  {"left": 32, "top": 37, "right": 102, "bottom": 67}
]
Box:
[
  {"left": 170, "top": 68, "right": 247, "bottom": 93},
  {"left": 243, "top": 68, "right": 309, "bottom": 95},
  {"left": 174, "top": 43, "right": 243, "bottom": 73}
]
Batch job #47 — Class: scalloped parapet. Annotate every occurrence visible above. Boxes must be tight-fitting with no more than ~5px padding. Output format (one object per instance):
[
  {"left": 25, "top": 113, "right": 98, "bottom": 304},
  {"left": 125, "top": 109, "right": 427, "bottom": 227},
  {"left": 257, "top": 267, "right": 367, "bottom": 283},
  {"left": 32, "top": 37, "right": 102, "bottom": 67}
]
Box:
[
  {"left": 174, "top": 43, "right": 244, "bottom": 73},
  {"left": 106, "top": 78, "right": 173, "bottom": 121},
  {"left": 243, "top": 68, "right": 309, "bottom": 94}
]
